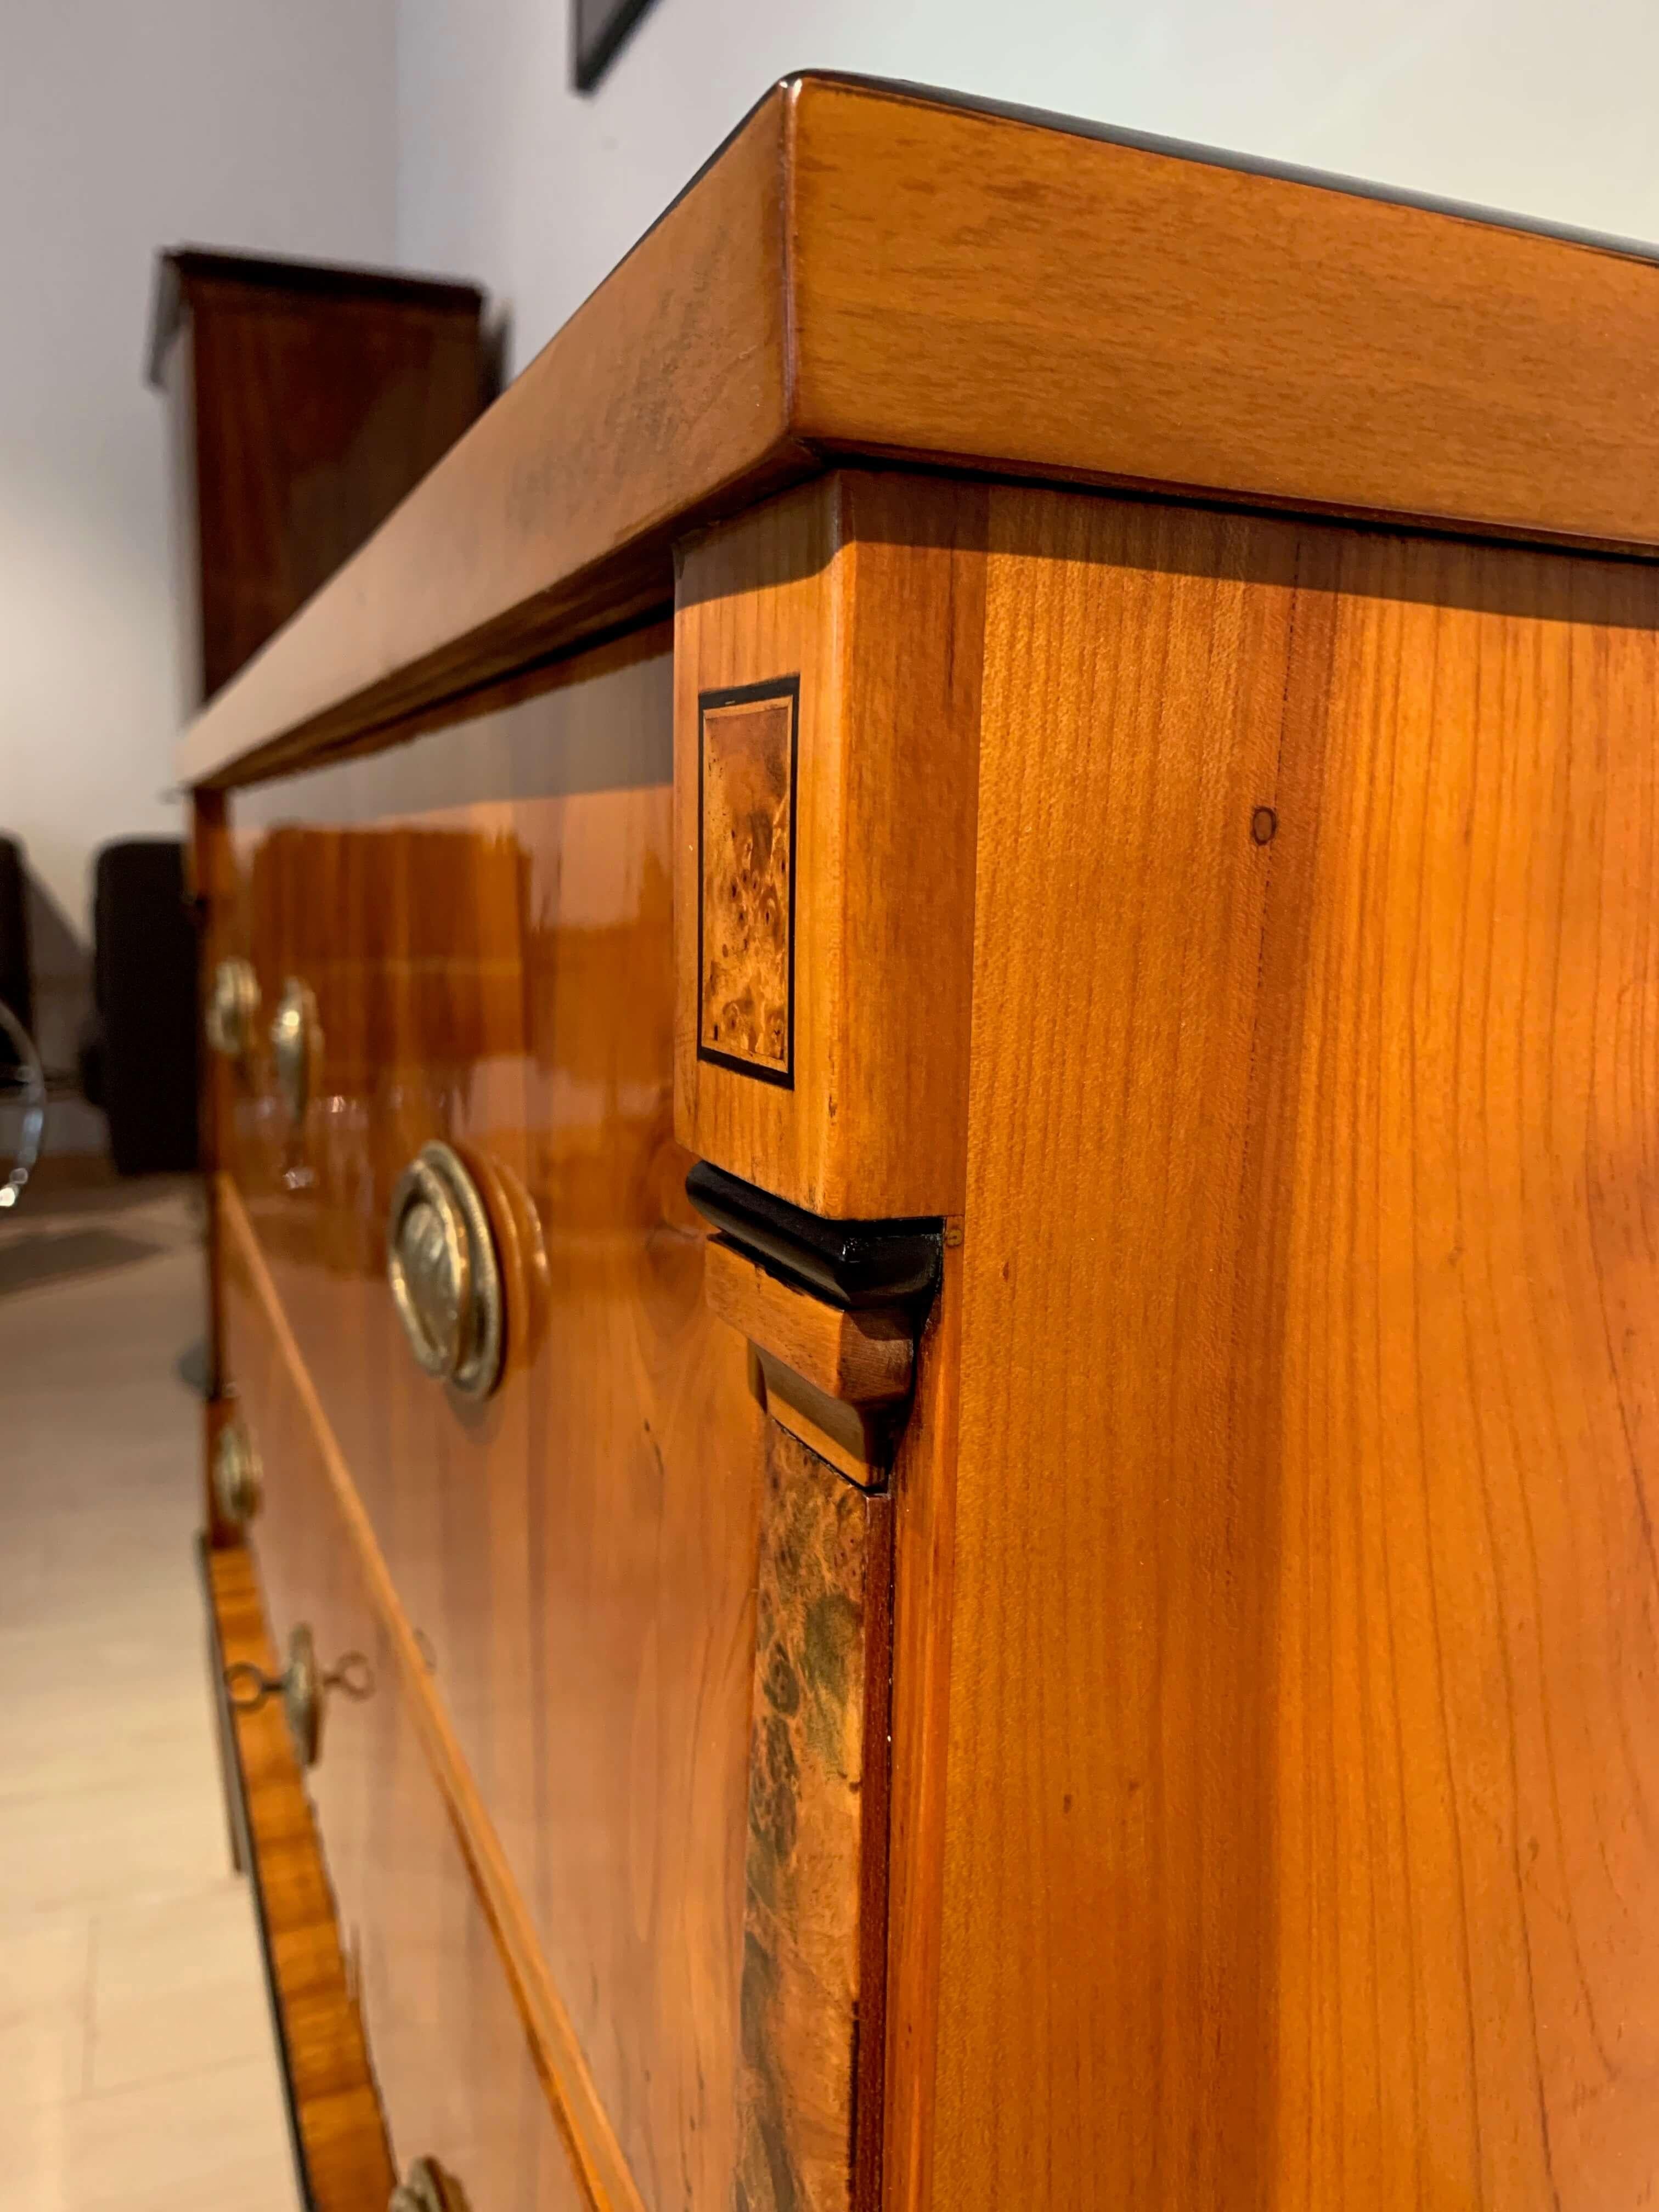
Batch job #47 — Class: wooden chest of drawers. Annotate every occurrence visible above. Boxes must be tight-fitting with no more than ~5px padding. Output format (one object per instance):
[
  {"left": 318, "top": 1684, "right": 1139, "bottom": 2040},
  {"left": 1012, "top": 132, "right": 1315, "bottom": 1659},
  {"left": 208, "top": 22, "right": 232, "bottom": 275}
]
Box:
[{"left": 183, "top": 75, "right": 1659, "bottom": 2212}]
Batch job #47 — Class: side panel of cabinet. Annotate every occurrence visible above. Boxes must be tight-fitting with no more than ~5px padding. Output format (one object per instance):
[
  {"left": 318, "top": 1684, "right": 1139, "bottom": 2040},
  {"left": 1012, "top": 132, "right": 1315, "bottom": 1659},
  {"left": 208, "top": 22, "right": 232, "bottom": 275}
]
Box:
[{"left": 936, "top": 487, "right": 1659, "bottom": 2211}]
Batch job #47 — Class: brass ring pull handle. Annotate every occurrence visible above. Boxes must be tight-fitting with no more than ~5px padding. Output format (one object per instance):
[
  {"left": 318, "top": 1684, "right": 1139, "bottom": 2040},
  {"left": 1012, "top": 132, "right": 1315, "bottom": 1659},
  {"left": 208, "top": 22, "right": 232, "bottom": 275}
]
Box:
[
  {"left": 206, "top": 957, "right": 260, "bottom": 1062},
  {"left": 270, "top": 977, "right": 320, "bottom": 1126},
  {"left": 391, "top": 2159, "right": 470, "bottom": 2212},
  {"left": 225, "top": 1624, "right": 373, "bottom": 1770},
  {"left": 212, "top": 1418, "right": 263, "bottom": 1529},
  {"left": 386, "top": 1142, "right": 505, "bottom": 1399}
]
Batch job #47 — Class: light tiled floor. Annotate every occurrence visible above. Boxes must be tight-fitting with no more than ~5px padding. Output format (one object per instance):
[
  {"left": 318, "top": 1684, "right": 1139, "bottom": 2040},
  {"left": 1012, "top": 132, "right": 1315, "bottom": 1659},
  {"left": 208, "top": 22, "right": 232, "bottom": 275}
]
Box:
[{"left": 0, "top": 1176, "right": 298, "bottom": 2212}]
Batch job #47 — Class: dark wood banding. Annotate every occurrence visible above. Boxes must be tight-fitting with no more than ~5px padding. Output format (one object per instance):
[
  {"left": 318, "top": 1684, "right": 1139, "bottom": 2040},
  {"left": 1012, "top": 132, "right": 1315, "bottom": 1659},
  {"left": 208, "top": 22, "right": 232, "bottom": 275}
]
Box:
[{"left": 697, "top": 679, "right": 799, "bottom": 1086}]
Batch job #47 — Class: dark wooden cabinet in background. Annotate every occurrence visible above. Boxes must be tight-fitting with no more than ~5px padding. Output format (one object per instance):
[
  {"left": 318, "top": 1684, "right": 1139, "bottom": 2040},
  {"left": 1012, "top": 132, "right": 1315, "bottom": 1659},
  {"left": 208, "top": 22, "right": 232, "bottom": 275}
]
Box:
[{"left": 149, "top": 249, "right": 490, "bottom": 704}]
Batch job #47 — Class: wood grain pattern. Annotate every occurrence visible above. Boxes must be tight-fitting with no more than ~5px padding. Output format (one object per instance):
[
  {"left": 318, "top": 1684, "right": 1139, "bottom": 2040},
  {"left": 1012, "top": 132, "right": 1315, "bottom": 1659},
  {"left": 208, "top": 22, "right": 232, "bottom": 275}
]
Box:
[
  {"left": 736, "top": 1426, "right": 892, "bottom": 2212},
  {"left": 675, "top": 473, "right": 985, "bottom": 1218},
  {"left": 212, "top": 629, "right": 768, "bottom": 2212},
  {"left": 204, "top": 1539, "right": 397, "bottom": 2211},
  {"left": 787, "top": 77, "right": 1659, "bottom": 555},
  {"left": 931, "top": 484, "right": 1659, "bottom": 2210},
  {"left": 705, "top": 1236, "right": 913, "bottom": 1406},
  {"left": 699, "top": 687, "right": 798, "bottom": 1079},
  {"left": 178, "top": 72, "right": 1659, "bottom": 794},
  {"left": 1259, "top": 528, "right": 1659, "bottom": 2210}
]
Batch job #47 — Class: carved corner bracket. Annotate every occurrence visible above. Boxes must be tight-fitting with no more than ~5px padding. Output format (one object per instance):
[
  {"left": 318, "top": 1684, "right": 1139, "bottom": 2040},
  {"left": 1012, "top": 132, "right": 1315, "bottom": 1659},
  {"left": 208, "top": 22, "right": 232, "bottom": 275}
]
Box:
[{"left": 686, "top": 1161, "right": 941, "bottom": 1488}]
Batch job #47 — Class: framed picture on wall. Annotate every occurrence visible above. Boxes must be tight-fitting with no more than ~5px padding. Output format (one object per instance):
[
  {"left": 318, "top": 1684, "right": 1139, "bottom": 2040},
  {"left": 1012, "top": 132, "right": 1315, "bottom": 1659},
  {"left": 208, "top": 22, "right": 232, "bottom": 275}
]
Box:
[{"left": 573, "top": 0, "right": 662, "bottom": 91}]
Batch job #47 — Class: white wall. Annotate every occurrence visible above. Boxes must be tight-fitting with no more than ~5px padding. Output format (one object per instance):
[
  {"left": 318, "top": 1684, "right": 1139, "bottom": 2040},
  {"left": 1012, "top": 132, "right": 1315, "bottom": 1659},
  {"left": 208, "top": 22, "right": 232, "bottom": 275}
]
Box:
[
  {"left": 0, "top": 0, "right": 398, "bottom": 1087},
  {"left": 397, "top": 0, "right": 1659, "bottom": 380}
]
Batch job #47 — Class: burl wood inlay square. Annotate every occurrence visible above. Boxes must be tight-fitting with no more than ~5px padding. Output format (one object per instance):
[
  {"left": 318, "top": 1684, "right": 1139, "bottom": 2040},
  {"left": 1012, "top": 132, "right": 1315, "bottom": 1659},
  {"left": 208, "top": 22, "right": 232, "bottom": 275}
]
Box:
[{"left": 698, "top": 679, "right": 799, "bottom": 1086}]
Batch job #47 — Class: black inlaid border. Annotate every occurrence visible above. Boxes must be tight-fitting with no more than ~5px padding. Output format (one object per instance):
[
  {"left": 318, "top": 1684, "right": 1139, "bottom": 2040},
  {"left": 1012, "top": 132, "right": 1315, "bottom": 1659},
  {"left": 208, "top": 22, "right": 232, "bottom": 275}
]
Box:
[
  {"left": 696, "top": 675, "right": 800, "bottom": 1091},
  {"left": 687, "top": 1160, "right": 942, "bottom": 1310}
]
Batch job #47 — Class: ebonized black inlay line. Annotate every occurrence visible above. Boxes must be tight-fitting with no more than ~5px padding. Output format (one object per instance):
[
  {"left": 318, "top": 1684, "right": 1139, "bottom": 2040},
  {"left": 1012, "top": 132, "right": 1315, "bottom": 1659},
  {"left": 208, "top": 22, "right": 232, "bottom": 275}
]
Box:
[{"left": 686, "top": 1161, "right": 943, "bottom": 1309}]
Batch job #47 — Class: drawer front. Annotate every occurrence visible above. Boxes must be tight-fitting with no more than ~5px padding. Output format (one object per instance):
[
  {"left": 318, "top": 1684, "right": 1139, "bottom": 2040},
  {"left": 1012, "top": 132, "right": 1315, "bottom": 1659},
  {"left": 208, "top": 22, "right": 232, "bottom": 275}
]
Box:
[
  {"left": 222, "top": 1274, "right": 585, "bottom": 2212},
  {"left": 212, "top": 628, "right": 769, "bottom": 2209}
]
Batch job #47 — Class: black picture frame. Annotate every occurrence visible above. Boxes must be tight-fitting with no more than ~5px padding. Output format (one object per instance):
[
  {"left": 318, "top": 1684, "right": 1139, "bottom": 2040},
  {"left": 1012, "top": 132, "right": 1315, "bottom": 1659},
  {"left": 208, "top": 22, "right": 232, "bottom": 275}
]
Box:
[{"left": 572, "top": 0, "right": 662, "bottom": 92}]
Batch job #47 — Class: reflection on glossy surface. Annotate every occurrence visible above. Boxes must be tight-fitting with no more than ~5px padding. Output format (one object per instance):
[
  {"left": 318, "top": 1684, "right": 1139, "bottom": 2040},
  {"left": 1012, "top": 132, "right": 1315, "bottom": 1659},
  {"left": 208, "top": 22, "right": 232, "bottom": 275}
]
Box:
[
  {"left": 385, "top": 1142, "right": 505, "bottom": 1398},
  {"left": 216, "top": 632, "right": 766, "bottom": 2212}
]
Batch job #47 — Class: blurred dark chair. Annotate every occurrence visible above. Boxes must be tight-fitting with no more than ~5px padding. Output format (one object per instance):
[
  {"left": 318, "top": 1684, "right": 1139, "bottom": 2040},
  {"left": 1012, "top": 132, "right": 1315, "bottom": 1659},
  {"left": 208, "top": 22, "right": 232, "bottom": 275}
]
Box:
[
  {"left": 83, "top": 839, "right": 199, "bottom": 1174},
  {"left": 0, "top": 834, "right": 45, "bottom": 1207}
]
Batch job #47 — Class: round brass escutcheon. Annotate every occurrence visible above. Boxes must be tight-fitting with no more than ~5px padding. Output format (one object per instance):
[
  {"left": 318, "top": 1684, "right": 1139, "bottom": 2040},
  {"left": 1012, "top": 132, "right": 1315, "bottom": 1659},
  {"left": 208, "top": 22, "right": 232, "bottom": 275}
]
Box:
[
  {"left": 270, "top": 977, "right": 320, "bottom": 1127},
  {"left": 391, "top": 2159, "right": 470, "bottom": 2212},
  {"left": 386, "top": 1142, "right": 504, "bottom": 1399},
  {"left": 282, "top": 1622, "right": 323, "bottom": 1769},
  {"left": 213, "top": 1419, "right": 263, "bottom": 1529},
  {"left": 205, "top": 957, "right": 260, "bottom": 1062},
  {"left": 224, "top": 1624, "right": 373, "bottom": 1771}
]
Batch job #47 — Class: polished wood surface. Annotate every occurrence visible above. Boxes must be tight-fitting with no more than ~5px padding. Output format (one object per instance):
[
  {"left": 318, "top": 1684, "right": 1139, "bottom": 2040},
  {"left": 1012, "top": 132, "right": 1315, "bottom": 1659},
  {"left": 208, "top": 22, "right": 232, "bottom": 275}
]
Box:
[
  {"left": 736, "top": 1428, "right": 893, "bottom": 2212},
  {"left": 218, "top": 1255, "right": 588, "bottom": 2210},
  {"left": 177, "top": 74, "right": 1659, "bottom": 793},
  {"left": 929, "top": 486, "right": 1659, "bottom": 2209},
  {"left": 705, "top": 1238, "right": 913, "bottom": 1408},
  {"left": 788, "top": 77, "right": 1659, "bottom": 553},
  {"left": 882, "top": 1244, "right": 963, "bottom": 2212},
  {"left": 213, "top": 628, "right": 769, "bottom": 2212},
  {"left": 156, "top": 250, "right": 487, "bottom": 704},
  {"left": 675, "top": 474, "right": 984, "bottom": 1219},
  {"left": 204, "top": 1541, "right": 396, "bottom": 2210}
]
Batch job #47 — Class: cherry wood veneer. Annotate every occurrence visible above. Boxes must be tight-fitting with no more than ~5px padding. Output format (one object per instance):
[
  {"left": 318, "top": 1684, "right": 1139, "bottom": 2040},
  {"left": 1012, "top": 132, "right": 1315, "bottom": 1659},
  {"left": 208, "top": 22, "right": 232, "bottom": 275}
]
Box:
[
  {"left": 181, "top": 75, "right": 1659, "bottom": 2212},
  {"left": 932, "top": 490, "right": 1659, "bottom": 2210},
  {"left": 214, "top": 630, "right": 769, "bottom": 2212}
]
